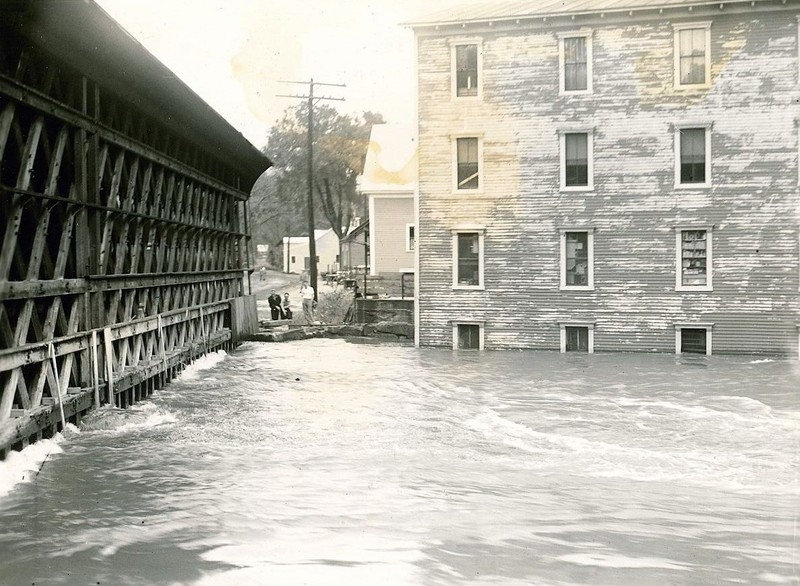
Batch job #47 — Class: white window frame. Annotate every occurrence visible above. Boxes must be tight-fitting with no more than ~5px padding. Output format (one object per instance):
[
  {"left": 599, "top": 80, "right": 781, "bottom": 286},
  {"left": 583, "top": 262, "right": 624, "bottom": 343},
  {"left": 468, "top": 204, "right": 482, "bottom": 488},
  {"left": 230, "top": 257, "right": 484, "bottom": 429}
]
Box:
[
  {"left": 451, "top": 225, "right": 485, "bottom": 290},
  {"left": 675, "top": 226, "right": 713, "bottom": 292},
  {"left": 450, "top": 38, "right": 483, "bottom": 101},
  {"left": 797, "top": 118, "right": 800, "bottom": 187},
  {"left": 452, "top": 321, "right": 485, "bottom": 351},
  {"left": 674, "top": 323, "right": 713, "bottom": 355},
  {"left": 796, "top": 16, "right": 800, "bottom": 85},
  {"left": 405, "top": 223, "right": 416, "bottom": 252},
  {"left": 674, "top": 122, "right": 712, "bottom": 188},
  {"left": 559, "top": 129, "right": 594, "bottom": 191},
  {"left": 558, "top": 30, "right": 593, "bottom": 95},
  {"left": 673, "top": 21, "right": 712, "bottom": 90},
  {"left": 560, "top": 228, "right": 595, "bottom": 291},
  {"left": 451, "top": 134, "right": 484, "bottom": 194},
  {"left": 559, "top": 322, "right": 595, "bottom": 353}
]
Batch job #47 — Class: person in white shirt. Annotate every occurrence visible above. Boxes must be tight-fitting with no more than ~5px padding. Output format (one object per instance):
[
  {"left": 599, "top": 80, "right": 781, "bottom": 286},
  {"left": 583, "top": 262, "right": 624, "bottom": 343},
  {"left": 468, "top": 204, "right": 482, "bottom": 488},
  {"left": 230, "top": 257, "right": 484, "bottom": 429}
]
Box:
[{"left": 300, "top": 281, "right": 315, "bottom": 324}]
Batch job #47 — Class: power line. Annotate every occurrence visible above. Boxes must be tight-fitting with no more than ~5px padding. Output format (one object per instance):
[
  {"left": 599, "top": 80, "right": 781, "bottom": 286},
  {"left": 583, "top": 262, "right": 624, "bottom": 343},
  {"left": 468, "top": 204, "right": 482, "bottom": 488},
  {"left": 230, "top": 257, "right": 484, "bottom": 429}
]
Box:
[{"left": 276, "top": 78, "right": 345, "bottom": 302}]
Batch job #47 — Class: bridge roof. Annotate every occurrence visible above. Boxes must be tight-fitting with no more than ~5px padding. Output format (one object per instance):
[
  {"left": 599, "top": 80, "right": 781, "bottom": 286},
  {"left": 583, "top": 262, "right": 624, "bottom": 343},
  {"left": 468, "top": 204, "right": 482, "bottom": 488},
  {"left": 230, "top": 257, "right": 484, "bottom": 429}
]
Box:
[{"left": 3, "top": 0, "right": 270, "bottom": 191}]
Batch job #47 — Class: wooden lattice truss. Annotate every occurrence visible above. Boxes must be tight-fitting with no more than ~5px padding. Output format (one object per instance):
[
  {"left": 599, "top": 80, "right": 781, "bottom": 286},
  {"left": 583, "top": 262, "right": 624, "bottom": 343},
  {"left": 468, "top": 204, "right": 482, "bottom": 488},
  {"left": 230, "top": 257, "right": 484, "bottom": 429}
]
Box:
[{"left": 0, "top": 33, "right": 258, "bottom": 448}]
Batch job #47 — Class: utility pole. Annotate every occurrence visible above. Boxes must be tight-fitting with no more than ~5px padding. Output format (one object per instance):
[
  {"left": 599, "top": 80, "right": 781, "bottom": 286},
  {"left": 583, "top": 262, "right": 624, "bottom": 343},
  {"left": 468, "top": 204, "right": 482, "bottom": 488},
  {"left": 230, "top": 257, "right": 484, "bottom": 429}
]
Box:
[{"left": 277, "top": 79, "right": 345, "bottom": 301}]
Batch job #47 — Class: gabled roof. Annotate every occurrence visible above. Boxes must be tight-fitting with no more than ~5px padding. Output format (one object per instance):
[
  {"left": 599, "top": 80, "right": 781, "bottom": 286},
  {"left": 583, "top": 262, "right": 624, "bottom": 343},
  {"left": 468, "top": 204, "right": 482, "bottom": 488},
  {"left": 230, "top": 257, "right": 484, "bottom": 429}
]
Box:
[
  {"left": 406, "top": 0, "right": 773, "bottom": 26},
  {"left": 341, "top": 220, "right": 369, "bottom": 243},
  {"left": 358, "top": 124, "right": 417, "bottom": 194},
  {"left": 283, "top": 229, "right": 335, "bottom": 246}
]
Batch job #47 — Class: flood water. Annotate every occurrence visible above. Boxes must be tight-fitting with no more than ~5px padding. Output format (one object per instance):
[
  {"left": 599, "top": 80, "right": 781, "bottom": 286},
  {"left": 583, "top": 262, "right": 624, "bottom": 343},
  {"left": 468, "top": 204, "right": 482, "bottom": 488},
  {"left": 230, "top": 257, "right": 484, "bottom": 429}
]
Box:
[{"left": 0, "top": 339, "right": 798, "bottom": 585}]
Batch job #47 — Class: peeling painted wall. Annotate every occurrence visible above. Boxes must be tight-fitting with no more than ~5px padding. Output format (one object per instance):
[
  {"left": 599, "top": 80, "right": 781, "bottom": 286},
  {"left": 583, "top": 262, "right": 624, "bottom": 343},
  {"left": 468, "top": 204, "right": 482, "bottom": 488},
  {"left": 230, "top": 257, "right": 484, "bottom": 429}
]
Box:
[{"left": 416, "top": 9, "right": 800, "bottom": 354}]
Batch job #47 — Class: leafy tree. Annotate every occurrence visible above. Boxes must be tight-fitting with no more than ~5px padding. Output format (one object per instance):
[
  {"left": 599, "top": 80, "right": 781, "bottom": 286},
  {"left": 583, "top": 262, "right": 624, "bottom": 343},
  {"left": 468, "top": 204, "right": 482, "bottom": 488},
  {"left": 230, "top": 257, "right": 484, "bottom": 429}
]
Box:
[{"left": 260, "top": 104, "right": 384, "bottom": 240}]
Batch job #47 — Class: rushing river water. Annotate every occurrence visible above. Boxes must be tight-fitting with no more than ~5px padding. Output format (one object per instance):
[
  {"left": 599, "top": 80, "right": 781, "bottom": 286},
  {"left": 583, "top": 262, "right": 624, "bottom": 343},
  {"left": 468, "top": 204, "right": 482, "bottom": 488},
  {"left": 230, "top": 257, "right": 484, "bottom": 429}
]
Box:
[{"left": 0, "top": 339, "right": 798, "bottom": 586}]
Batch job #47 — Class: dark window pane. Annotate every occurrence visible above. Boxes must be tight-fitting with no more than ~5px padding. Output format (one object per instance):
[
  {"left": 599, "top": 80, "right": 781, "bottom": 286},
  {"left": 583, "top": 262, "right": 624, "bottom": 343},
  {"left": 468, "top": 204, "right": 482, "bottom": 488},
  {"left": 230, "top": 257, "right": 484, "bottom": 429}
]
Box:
[
  {"left": 564, "top": 37, "right": 587, "bottom": 91},
  {"left": 456, "top": 44, "right": 478, "bottom": 96},
  {"left": 681, "top": 328, "right": 707, "bottom": 354},
  {"left": 457, "top": 137, "right": 479, "bottom": 189},
  {"left": 565, "top": 133, "right": 589, "bottom": 187},
  {"left": 458, "top": 324, "right": 481, "bottom": 349},
  {"left": 565, "top": 232, "right": 589, "bottom": 286},
  {"left": 565, "top": 326, "right": 589, "bottom": 352},
  {"left": 457, "top": 233, "right": 480, "bottom": 286},
  {"left": 680, "top": 128, "right": 706, "bottom": 184}
]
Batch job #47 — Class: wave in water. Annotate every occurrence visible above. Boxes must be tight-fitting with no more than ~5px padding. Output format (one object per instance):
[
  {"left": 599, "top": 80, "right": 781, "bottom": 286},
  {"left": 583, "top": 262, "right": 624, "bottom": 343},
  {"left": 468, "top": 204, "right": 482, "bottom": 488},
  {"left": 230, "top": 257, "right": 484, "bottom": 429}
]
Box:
[
  {"left": 80, "top": 402, "right": 177, "bottom": 433},
  {"left": 177, "top": 350, "right": 228, "bottom": 381},
  {"left": 0, "top": 424, "right": 80, "bottom": 498}
]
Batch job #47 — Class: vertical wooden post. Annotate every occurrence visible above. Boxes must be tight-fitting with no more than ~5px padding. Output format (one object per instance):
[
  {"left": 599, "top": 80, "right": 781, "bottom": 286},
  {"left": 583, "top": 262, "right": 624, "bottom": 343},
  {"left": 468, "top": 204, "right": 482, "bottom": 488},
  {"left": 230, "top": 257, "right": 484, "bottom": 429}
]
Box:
[
  {"left": 91, "top": 330, "right": 100, "bottom": 409},
  {"left": 102, "top": 327, "right": 114, "bottom": 405},
  {"left": 48, "top": 344, "right": 66, "bottom": 430}
]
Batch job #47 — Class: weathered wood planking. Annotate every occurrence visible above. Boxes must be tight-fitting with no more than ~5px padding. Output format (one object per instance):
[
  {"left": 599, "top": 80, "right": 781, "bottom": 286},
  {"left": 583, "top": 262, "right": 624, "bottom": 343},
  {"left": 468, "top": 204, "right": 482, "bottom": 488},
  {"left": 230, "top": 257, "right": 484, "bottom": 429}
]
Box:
[{"left": 414, "top": 6, "right": 800, "bottom": 354}]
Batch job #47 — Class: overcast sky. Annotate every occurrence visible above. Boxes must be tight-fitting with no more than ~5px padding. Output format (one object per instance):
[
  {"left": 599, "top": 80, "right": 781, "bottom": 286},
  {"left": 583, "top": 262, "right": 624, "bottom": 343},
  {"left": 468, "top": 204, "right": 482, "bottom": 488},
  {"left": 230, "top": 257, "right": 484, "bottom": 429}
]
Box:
[{"left": 94, "top": 0, "right": 471, "bottom": 149}]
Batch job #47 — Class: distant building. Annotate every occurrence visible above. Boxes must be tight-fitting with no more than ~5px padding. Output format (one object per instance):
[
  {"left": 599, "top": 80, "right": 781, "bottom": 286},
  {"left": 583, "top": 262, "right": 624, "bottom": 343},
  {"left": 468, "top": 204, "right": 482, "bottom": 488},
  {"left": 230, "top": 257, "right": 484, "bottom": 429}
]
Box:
[
  {"left": 283, "top": 229, "right": 340, "bottom": 274},
  {"left": 358, "top": 124, "right": 417, "bottom": 277},
  {"left": 409, "top": 0, "right": 799, "bottom": 355},
  {"left": 255, "top": 244, "right": 269, "bottom": 269},
  {"left": 340, "top": 220, "right": 368, "bottom": 272}
]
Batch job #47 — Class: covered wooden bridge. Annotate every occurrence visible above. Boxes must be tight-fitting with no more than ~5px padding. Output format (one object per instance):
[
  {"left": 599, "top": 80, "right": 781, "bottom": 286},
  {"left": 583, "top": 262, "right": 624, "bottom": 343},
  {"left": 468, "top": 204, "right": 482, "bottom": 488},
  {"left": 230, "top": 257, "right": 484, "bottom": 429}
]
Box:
[{"left": 0, "top": 0, "right": 271, "bottom": 457}]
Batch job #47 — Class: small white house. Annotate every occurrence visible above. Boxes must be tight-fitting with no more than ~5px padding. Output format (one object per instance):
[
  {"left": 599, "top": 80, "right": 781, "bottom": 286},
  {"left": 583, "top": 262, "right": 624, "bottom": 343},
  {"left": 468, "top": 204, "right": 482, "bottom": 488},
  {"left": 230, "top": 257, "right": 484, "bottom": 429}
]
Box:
[
  {"left": 358, "top": 124, "right": 417, "bottom": 277},
  {"left": 283, "top": 228, "right": 340, "bottom": 274}
]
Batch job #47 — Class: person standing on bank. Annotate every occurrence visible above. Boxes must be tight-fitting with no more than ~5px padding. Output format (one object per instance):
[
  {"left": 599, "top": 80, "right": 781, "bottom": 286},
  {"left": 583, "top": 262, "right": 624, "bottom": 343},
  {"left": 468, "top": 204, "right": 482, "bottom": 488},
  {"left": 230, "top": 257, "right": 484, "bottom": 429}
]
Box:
[{"left": 300, "top": 280, "right": 315, "bottom": 324}]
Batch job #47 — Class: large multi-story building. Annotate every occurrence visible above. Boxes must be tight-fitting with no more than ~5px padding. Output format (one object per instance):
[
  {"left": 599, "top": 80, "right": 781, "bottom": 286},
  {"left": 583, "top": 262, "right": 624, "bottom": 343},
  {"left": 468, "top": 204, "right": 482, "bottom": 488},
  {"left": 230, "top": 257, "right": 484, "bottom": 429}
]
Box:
[{"left": 409, "top": 0, "right": 800, "bottom": 355}]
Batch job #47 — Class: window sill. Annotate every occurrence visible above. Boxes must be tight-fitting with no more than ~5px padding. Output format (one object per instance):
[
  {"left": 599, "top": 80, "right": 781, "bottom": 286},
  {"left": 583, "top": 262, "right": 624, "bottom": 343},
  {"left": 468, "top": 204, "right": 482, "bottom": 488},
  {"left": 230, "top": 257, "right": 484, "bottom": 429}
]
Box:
[
  {"left": 559, "top": 89, "right": 593, "bottom": 96},
  {"left": 560, "top": 186, "right": 594, "bottom": 192},
  {"left": 560, "top": 286, "right": 594, "bottom": 291},
  {"left": 675, "top": 285, "right": 713, "bottom": 292},
  {"left": 673, "top": 83, "right": 711, "bottom": 91},
  {"left": 451, "top": 189, "right": 485, "bottom": 196},
  {"left": 453, "top": 285, "right": 485, "bottom": 291},
  {"left": 674, "top": 182, "right": 711, "bottom": 190}
]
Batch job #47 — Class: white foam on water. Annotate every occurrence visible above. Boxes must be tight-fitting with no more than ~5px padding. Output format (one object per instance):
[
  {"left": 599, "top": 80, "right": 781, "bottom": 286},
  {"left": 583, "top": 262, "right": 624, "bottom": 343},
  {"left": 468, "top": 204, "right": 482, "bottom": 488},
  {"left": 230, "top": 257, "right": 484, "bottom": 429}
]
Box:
[
  {"left": 0, "top": 424, "right": 80, "bottom": 498},
  {"left": 556, "top": 552, "right": 691, "bottom": 570},
  {"left": 466, "top": 407, "right": 798, "bottom": 491},
  {"left": 749, "top": 358, "right": 775, "bottom": 364},
  {"left": 757, "top": 572, "right": 796, "bottom": 584},
  {"left": 177, "top": 350, "right": 228, "bottom": 381},
  {"left": 81, "top": 402, "right": 177, "bottom": 434}
]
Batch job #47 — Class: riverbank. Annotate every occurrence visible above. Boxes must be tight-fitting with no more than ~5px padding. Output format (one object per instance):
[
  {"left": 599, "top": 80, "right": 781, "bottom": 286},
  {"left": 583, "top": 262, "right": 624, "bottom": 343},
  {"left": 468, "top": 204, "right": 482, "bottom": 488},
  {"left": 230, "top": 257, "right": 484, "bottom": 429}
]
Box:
[{"left": 248, "top": 321, "right": 414, "bottom": 344}]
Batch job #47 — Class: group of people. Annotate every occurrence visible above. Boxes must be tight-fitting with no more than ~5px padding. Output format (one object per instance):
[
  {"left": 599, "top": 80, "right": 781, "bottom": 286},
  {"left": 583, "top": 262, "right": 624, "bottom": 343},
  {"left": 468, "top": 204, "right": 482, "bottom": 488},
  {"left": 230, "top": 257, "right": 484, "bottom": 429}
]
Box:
[
  {"left": 267, "top": 291, "right": 292, "bottom": 320},
  {"left": 267, "top": 280, "right": 316, "bottom": 324}
]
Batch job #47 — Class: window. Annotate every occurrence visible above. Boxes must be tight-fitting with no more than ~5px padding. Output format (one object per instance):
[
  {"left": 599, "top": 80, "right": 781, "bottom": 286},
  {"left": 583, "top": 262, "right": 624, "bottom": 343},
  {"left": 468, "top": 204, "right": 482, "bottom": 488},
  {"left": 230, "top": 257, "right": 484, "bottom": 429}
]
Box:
[
  {"left": 451, "top": 40, "right": 482, "bottom": 99},
  {"left": 559, "top": 131, "right": 593, "bottom": 190},
  {"left": 560, "top": 229, "right": 594, "bottom": 290},
  {"left": 674, "top": 324, "right": 712, "bottom": 355},
  {"left": 452, "top": 322, "right": 484, "bottom": 350},
  {"left": 456, "top": 44, "right": 478, "bottom": 96},
  {"left": 452, "top": 227, "right": 485, "bottom": 289},
  {"left": 673, "top": 22, "right": 711, "bottom": 88},
  {"left": 456, "top": 233, "right": 480, "bottom": 286},
  {"left": 456, "top": 324, "right": 481, "bottom": 350},
  {"left": 456, "top": 137, "right": 480, "bottom": 190},
  {"left": 560, "top": 323, "right": 594, "bottom": 353},
  {"left": 406, "top": 224, "right": 416, "bottom": 252},
  {"left": 291, "top": 256, "right": 295, "bottom": 263},
  {"left": 675, "top": 124, "right": 711, "bottom": 187},
  {"left": 675, "top": 227, "right": 713, "bottom": 291},
  {"left": 558, "top": 31, "right": 592, "bottom": 94}
]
